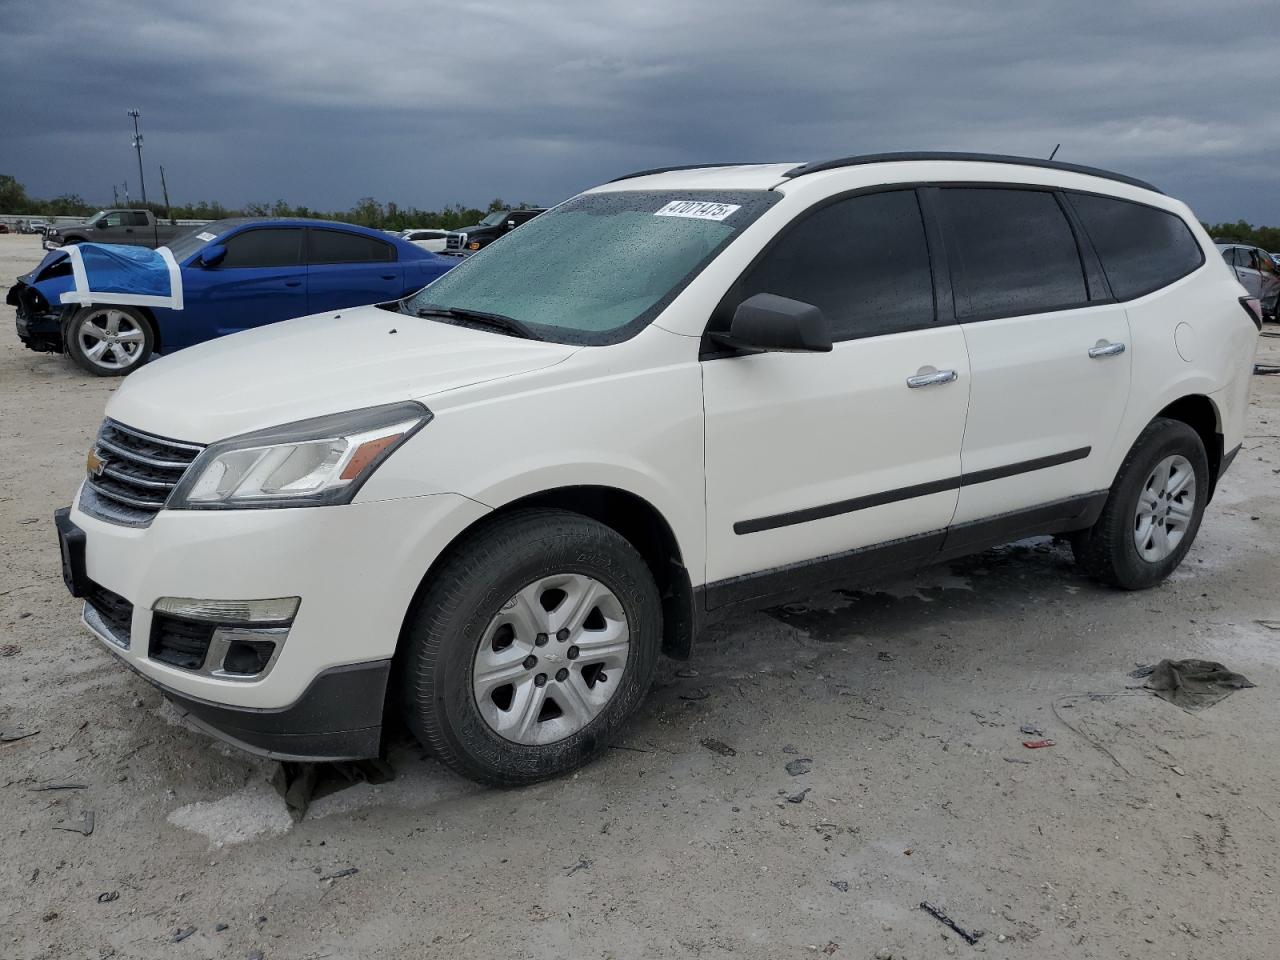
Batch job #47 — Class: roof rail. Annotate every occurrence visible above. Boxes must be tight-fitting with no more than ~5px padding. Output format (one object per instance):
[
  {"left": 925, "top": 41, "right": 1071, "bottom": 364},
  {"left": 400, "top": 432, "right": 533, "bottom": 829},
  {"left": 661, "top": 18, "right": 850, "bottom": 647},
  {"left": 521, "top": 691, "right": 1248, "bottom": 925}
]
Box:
[
  {"left": 781, "top": 152, "right": 1163, "bottom": 194},
  {"left": 606, "top": 163, "right": 769, "bottom": 184}
]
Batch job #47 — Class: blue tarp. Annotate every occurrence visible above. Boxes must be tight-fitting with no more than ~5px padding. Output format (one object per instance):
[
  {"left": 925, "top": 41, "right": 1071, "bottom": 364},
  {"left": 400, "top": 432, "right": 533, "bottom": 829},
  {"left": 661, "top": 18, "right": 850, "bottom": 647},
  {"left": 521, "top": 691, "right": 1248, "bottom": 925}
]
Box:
[{"left": 59, "top": 242, "right": 182, "bottom": 309}]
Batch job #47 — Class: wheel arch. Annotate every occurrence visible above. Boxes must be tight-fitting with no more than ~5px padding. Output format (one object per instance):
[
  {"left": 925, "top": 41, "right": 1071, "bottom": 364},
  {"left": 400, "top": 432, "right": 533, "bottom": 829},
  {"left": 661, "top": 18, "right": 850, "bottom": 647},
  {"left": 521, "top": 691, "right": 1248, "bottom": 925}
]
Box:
[
  {"left": 1155, "top": 394, "right": 1224, "bottom": 496},
  {"left": 395, "top": 485, "right": 696, "bottom": 668}
]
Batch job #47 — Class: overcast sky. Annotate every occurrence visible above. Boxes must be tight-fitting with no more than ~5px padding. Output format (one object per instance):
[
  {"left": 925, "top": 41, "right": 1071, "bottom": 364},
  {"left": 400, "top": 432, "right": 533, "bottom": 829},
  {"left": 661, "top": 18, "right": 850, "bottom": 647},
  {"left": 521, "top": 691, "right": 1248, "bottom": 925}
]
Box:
[{"left": 3, "top": 0, "right": 1277, "bottom": 222}]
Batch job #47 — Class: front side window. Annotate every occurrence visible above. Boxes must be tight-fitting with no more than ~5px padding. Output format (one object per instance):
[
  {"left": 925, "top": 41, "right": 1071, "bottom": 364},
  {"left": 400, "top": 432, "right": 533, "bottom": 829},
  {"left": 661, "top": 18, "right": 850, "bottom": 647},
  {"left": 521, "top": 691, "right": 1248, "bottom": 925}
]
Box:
[
  {"left": 1068, "top": 193, "right": 1204, "bottom": 300},
  {"left": 221, "top": 228, "right": 304, "bottom": 268},
  {"left": 308, "top": 229, "right": 395, "bottom": 264},
  {"left": 405, "top": 190, "right": 778, "bottom": 345},
  {"left": 732, "top": 190, "right": 935, "bottom": 341},
  {"left": 936, "top": 188, "right": 1087, "bottom": 320},
  {"left": 102, "top": 212, "right": 126, "bottom": 227}
]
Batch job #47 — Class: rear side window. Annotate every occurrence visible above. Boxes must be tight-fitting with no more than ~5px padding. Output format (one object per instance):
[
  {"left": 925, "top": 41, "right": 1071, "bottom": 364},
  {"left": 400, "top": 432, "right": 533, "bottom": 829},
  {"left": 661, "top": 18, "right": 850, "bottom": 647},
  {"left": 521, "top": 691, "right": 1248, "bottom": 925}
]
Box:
[
  {"left": 736, "top": 189, "right": 935, "bottom": 341},
  {"left": 936, "top": 188, "right": 1087, "bottom": 320},
  {"left": 308, "top": 229, "right": 396, "bottom": 264},
  {"left": 128, "top": 211, "right": 150, "bottom": 227},
  {"left": 1067, "top": 194, "right": 1203, "bottom": 300},
  {"left": 221, "top": 228, "right": 304, "bottom": 268}
]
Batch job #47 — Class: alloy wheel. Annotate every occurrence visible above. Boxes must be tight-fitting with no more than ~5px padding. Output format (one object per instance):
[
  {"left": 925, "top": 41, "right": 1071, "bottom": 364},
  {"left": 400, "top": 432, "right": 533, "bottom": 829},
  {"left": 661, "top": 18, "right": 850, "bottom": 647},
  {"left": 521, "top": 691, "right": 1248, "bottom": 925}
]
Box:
[
  {"left": 472, "top": 573, "right": 629, "bottom": 745},
  {"left": 77, "top": 309, "right": 146, "bottom": 370},
  {"left": 1133, "top": 454, "right": 1195, "bottom": 562}
]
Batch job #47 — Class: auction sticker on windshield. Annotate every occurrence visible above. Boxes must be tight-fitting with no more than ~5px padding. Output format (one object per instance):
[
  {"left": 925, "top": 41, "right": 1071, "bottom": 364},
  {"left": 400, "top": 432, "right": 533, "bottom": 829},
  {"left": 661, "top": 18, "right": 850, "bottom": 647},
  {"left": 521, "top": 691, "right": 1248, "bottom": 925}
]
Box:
[
  {"left": 196, "top": 232, "right": 218, "bottom": 242},
  {"left": 654, "top": 200, "right": 741, "bottom": 221}
]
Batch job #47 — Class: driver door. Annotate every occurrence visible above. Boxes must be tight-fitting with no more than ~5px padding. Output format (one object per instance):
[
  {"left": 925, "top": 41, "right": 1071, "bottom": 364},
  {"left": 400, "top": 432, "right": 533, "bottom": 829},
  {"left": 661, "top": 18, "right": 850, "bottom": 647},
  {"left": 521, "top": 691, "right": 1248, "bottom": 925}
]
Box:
[{"left": 701, "top": 189, "right": 970, "bottom": 606}]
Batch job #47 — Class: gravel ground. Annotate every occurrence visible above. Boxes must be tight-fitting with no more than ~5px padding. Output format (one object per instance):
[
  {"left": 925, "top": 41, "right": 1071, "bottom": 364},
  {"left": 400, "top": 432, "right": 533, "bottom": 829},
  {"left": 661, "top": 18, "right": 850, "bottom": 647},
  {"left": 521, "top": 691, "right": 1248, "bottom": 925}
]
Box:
[{"left": 2, "top": 230, "right": 1279, "bottom": 960}]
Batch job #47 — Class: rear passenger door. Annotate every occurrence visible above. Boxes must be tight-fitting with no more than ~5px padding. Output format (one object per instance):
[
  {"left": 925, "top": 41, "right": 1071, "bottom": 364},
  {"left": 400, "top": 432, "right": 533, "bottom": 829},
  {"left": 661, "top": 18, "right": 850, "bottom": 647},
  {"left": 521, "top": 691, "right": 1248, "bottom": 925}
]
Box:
[
  {"left": 305, "top": 228, "right": 402, "bottom": 313},
  {"left": 702, "top": 189, "right": 971, "bottom": 595},
  {"left": 932, "top": 187, "right": 1131, "bottom": 532}
]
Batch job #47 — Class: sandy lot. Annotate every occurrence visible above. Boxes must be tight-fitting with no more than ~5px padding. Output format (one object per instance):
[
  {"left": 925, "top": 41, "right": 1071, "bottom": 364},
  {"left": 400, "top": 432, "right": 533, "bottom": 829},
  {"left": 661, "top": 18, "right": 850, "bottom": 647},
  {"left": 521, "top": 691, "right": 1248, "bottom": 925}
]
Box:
[{"left": 1, "top": 230, "right": 1278, "bottom": 960}]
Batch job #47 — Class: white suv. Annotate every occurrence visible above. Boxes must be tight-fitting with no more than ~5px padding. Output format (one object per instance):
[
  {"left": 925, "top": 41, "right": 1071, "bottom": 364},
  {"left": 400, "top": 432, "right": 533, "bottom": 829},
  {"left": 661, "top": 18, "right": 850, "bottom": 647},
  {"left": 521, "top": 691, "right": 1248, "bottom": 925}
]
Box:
[{"left": 55, "top": 153, "right": 1260, "bottom": 785}]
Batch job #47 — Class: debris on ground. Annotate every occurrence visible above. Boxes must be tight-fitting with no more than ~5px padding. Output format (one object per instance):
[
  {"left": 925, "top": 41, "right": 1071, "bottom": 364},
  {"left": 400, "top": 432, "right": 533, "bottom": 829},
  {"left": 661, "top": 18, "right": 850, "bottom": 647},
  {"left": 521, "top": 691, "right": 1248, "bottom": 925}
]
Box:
[
  {"left": 1019, "top": 724, "right": 1044, "bottom": 737},
  {"left": 678, "top": 688, "right": 710, "bottom": 701},
  {"left": 1022, "top": 739, "right": 1056, "bottom": 749},
  {"left": 1141, "top": 658, "right": 1255, "bottom": 710},
  {"left": 1, "top": 729, "right": 39, "bottom": 743},
  {"left": 1254, "top": 363, "right": 1280, "bottom": 376},
  {"left": 782, "top": 743, "right": 799, "bottom": 754},
  {"left": 31, "top": 782, "right": 87, "bottom": 791},
  {"left": 171, "top": 926, "right": 196, "bottom": 943},
  {"left": 563, "top": 856, "right": 593, "bottom": 876},
  {"left": 877, "top": 651, "right": 896, "bottom": 662},
  {"left": 830, "top": 880, "right": 849, "bottom": 892},
  {"left": 920, "top": 900, "right": 983, "bottom": 945},
  {"left": 1255, "top": 619, "right": 1280, "bottom": 631},
  {"left": 320, "top": 867, "right": 358, "bottom": 881},
  {"left": 271, "top": 758, "right": 395, "bottom": 821},
  {"left": 699, "top": 737, "right": 737, "bottom": 757},
  {"left": 53, "top": 811, "right": 94, "bottom": 836},
  {"left": 674, "top": 667, "right": 700, "bottom": 678},
  {"left": 786, "top": 787, "right": 811, "bottom": 804},
  {"left": 785, "top": 757, "right": 813, "bottom": 776},
  {"left": 96, "top": 891, "right": 118, "bottom": 903}
]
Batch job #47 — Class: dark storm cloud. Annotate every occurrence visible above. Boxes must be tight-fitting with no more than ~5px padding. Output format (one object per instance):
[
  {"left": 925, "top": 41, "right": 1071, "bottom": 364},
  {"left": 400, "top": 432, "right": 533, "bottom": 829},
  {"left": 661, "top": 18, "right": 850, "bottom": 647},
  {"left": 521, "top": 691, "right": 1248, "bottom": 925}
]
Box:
[{"left": 2, "top": 0, "right": 1276, "bottom": 221}]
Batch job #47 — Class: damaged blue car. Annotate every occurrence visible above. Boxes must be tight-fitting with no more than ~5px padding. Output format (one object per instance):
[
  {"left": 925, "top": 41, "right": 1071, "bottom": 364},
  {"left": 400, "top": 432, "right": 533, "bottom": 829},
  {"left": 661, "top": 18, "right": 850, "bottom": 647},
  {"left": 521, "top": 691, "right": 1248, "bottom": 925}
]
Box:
[{"left": 7, "top": 218, "right": 456, "bottom": 376}]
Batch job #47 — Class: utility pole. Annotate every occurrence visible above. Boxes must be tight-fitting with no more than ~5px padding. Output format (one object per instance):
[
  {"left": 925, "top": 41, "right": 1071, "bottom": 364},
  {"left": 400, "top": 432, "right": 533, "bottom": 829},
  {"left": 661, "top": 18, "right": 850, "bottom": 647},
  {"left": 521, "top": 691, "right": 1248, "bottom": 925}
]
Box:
[
  {"left": 112, "top": 184, "right": 120, "bottom": 207},
  {"left": 123, "top": 181, "right": 130, "bottom": 206},
  {"left": 159, "top": 165, "right": 172, "bottom": 223},
  {"left": 127, "top": 108, "right": 147, "bottom": 206}
]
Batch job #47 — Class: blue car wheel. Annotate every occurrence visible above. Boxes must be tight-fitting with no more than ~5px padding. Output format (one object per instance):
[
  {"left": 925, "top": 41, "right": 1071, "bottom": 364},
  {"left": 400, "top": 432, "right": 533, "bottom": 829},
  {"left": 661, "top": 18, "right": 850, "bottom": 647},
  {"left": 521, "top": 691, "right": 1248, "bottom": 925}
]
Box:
[{"left": 65, "top": 305, "right": 155, "bottom": 377}]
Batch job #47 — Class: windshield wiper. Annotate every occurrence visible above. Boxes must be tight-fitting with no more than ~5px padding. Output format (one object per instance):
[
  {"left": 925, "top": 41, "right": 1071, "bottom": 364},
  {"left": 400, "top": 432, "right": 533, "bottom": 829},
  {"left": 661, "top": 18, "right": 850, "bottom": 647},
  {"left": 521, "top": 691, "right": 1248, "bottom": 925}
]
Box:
[{"left": 414, "top": 304, "right": 541, "bottom": 340}]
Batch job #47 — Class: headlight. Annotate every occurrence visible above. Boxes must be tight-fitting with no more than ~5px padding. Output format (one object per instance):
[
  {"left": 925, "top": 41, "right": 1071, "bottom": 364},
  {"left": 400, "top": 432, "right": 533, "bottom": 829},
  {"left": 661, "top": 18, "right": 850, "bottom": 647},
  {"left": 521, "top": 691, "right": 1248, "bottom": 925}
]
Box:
[{"left": 168, "top": 401, "right": 431, "bottom": 510}]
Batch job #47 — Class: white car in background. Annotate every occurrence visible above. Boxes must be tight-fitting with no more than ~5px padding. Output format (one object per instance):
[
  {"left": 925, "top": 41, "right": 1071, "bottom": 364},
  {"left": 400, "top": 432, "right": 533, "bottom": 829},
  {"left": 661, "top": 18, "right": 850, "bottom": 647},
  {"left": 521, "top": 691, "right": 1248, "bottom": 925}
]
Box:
[
  {"left": 56, "top": 153, "right": 1259, "bottom": 786},
  {"left": 401, "top": 228, "right": 449, "bottom": 253}
]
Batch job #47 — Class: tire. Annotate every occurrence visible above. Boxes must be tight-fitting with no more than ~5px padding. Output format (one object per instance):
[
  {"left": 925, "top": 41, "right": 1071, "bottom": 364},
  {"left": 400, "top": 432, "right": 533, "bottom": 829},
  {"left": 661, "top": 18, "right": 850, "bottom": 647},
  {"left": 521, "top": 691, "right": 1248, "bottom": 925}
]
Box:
[
  {"left": 64, "top": 305, "right": 154, "bottom": 377},
  {"left": 402, "top": 508, "right": 662, "bottom": 786},
  {"left": 1072, "top": 417, "right": 1209, "bottom": 590}
]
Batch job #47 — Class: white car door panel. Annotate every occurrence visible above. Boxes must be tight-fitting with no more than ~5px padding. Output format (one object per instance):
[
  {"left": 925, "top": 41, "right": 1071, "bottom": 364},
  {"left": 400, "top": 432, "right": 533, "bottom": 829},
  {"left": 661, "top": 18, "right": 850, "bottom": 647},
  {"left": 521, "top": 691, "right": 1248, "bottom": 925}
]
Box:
[
  {"left": 700, "top": 188, "right": 971, "bottom": 596},
  {"left": 703, "top": 327, "right": 970, "bottom": 586}
]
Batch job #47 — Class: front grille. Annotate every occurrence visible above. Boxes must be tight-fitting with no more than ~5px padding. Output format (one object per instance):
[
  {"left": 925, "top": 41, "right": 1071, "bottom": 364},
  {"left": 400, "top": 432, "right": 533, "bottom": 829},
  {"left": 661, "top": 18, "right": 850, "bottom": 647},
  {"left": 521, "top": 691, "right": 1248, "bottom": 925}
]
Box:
[
  {"left": 80, "top": 420, "right": 203, "bottom": 527},
  {"left": 84, "top": 580, "right": 133, "bottom": 648},
  {"left": 149, "top": 614, "right": 216, "bottom": 670},
  {"left": 445, "top": 232, "right": 464, "bottom": 251}
]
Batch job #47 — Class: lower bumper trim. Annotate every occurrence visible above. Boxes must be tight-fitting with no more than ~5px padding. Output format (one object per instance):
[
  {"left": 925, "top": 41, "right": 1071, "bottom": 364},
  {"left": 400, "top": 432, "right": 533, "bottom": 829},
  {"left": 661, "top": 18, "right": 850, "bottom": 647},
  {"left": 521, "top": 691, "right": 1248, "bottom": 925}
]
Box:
[{"left": 138, "top": 659, "right": 389, "bottom": 762}]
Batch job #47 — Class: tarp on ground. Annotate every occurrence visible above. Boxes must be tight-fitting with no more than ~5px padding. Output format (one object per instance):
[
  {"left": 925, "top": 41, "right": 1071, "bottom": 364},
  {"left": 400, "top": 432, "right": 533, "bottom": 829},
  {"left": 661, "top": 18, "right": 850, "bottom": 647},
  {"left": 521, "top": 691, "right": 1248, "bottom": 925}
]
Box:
[{"left": 57, "top": 242, "right": 183, "bottom": 310}]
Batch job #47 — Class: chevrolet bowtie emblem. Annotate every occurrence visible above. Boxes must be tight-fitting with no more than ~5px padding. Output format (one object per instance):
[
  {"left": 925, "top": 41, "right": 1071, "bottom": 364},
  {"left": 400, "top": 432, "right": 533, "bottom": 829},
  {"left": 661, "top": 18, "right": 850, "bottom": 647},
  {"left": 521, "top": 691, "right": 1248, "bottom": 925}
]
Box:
[{"left": 86, "top": 447, "right": 108, "bottom": 478}]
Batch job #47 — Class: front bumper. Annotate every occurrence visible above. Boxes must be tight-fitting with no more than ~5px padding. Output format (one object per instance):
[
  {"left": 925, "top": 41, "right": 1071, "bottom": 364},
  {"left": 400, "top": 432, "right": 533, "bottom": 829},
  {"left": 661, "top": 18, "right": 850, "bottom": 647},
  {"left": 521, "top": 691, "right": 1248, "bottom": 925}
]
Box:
[
  {"left": 63, "top": 488, "right": 491, "bottom": 758},
  {"left": 8, "top": 281, "right": 64, "bottom": 352}
]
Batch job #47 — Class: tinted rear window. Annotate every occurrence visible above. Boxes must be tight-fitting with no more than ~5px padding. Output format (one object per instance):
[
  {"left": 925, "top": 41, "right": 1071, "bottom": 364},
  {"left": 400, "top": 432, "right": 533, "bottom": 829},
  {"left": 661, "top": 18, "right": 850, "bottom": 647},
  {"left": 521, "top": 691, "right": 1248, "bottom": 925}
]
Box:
[
  {"left": 736, "top": 190, "right": 935, "bottom": 341},
  {"left": 221, "top": 228, "right": 304, "bottom": 268},
  {"left": 309, "top": 229, "right": 396, "bottom": 264},
  {"left": 936, "top": 188, "right": 1087, "bottom": 320},
  {"left": 1067, "top": 194, "right": 1203, "bottom": 300}
]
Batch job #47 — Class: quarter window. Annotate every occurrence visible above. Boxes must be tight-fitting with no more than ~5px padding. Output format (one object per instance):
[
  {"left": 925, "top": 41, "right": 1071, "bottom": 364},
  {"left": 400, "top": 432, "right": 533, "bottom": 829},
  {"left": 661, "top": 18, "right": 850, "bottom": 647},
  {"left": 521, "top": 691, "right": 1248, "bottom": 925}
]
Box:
[
  {"left": 220, "top": 228, "right": 304, "bottom": 268},
  {"left": 308, "top": 229, "right": 395, "bottom": 264},
  {"left": 735, "top": 190, "right": 935, "bottom": 341},
  {"left": 936, "top": 188, "right": 1087, "bottom": 320},
  {"left": 1066, "top": 193, "right": 1203, "bottom": 300}
]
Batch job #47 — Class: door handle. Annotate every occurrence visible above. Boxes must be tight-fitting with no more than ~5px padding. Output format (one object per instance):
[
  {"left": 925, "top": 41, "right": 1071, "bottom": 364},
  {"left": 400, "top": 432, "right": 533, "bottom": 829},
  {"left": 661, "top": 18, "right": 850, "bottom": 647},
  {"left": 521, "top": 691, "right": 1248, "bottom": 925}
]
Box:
[
  {"left": 380, "top": 274, "right": 396, "bottom": 280},
  {"left": 906, "top": 368, "right": 958, "bottom": 388},
  {"left": 1088, "top": 341, "right": 1126, "bottom": 358},
  {"left": 285, "top": 280, "right": 302, "bottom": 287}
]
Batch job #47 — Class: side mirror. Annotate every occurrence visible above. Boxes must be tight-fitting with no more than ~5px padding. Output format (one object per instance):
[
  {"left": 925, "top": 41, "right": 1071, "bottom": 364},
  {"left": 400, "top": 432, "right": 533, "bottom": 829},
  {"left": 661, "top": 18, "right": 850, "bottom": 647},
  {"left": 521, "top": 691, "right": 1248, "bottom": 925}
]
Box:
[
  {"left": 709, "top": 293, "right": 833, "bottom": 354},
  {"left": 199, "top": 244, "right": 227, "bottom": 267},
  {"left": 96, "top": 219, "right": 110, "bottom": 229}
]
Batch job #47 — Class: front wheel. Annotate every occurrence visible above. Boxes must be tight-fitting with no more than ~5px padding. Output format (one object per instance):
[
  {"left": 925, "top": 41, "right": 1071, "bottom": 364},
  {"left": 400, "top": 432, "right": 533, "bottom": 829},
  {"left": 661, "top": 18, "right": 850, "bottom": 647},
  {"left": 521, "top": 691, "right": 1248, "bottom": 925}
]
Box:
[
  {"left": 64, "top": 305, "right": 154, "bottom": 376},
  {"left": 1072, "top": 417, "right": 1209, "bottom": 589},
  {"left": 401, "top": 509, "right": 662, "bottom": 786}
]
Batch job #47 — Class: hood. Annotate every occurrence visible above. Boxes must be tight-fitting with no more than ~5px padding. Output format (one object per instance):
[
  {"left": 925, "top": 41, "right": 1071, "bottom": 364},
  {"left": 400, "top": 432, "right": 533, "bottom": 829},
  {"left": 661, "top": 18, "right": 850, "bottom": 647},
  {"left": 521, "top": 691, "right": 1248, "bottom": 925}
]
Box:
[
  {"left": 18, "top": 248, "right": 71, "bottom": 285},
  {"left": 106, "top": 304, "right": 578, "bottom": 443}
]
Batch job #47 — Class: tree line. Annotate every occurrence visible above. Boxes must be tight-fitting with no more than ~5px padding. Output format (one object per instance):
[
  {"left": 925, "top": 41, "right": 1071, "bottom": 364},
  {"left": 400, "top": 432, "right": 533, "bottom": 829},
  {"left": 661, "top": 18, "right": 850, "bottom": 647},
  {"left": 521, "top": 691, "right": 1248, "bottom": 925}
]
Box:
[
  {"left": 5, "top": 171, "right": 1280, "bottom": 247},
  {"left": 0, "top": 174, "right": 536, "bottom": 231}
]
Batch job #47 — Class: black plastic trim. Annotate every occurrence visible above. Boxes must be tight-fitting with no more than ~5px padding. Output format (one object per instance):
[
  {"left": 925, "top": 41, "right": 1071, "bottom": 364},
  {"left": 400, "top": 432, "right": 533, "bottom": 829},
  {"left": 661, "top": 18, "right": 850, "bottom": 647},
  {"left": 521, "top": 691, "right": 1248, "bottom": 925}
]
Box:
[
  {"left": 781, "top": 152, "right": 1163, "bottom": 194},
  {"left": 704, "top": 491, "right": 1108, "bottom": 613},
  {"left": 142, "top": 660, "right": 388, "bottom": 761},
  {"left": 1219, "top": 443, "right": 1241, "bottom": 477},
  {"left": 735, "top": 447, "right": 1091, "bottom": 535},
  {"left": 607, "top": 163, "right": 777, "bottom": 183}
]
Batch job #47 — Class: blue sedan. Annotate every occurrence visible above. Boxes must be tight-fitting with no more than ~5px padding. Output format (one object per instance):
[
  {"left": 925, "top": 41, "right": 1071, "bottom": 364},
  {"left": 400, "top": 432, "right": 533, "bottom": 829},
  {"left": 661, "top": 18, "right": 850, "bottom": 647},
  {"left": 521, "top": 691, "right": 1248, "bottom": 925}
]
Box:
[{"left": 6, "top": 218, "right": 456, "bottom": 376}]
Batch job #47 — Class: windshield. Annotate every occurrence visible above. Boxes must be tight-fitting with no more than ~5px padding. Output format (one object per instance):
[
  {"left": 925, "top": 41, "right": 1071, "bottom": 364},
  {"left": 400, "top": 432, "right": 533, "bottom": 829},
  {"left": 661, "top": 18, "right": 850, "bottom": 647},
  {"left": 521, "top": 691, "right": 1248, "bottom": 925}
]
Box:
[
  {"left": 83, "top": 211, "right": 105, "bottom": 224},
  {"left": 478, "top": 211, "right": 508, "bottom": 227},
  {"left": 165, "top": 220, "right": 238, "bottom": 261},
  {"left": 406, "top": 190, "right": 777, "bottom": 345}
]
